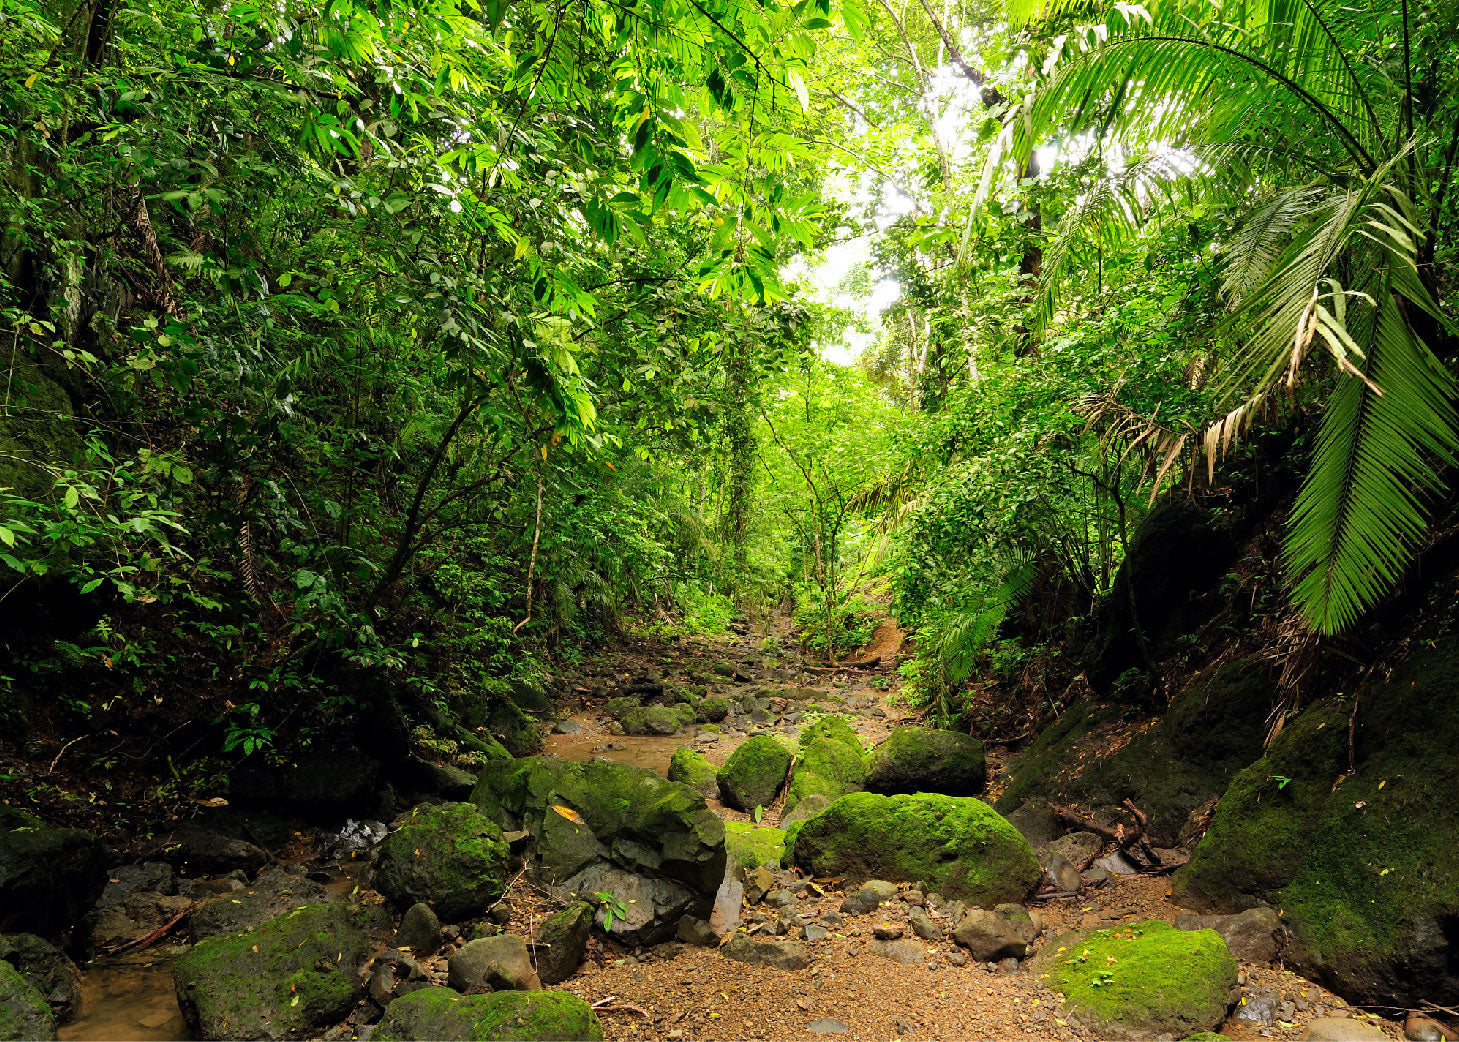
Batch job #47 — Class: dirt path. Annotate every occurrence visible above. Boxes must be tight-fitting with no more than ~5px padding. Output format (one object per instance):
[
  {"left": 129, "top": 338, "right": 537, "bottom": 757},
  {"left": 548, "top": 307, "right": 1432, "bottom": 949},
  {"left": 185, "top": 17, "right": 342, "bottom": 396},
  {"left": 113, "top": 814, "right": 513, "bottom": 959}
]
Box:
[{"left": 523, "top": 617, "right": 1389, "bottom": 1042}]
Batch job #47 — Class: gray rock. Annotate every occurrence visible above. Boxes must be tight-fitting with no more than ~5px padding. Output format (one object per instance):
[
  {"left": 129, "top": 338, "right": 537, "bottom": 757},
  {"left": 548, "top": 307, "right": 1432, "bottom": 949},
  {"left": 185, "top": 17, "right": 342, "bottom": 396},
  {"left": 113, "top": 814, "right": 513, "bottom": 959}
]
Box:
[
  {"left": 394, "top": 903, "right": 441, "bottom": 956},
  {"left": 1046, "top": 852, "right": 1082, "bottom": 893},
  {"left": 190, "top": 867, "right": 338, "bottom": 940},
  {"left": 765, "top": 889, "right": 797, "bottom": 909},
  {"left": 0, "top": 934, "right": 81, "bottom": 1023},
  {"left": 534, "top": 902, "right": 593, "bottom": 984},
  {"left": 742, "top": 866, "right": 774, "bottom": 906},
  {"left": 0, "top": 814, "right": 108, "bottom": 941},
  {"left": 908, "top": 908, "right": 943, "bottom": 941},
  {"left": 87, "top": 891, "right": 195, "bottom": 951},
  {"left": 722, "top": 934, "right": 811, "bottom": 971},
  {"left": 993, "top": 903, "right": 1040, "bottom": 944},
  {"left": 1049, "top": 831, "right": 1103, "bottom": 868},
  {"left": 553, "top": 720, "right": 582, "bottom": 734},
  {"left": 447, "top": 935, "right": 541, "bottom": 993},
  {"left": 710, "top": 876, "right": 745, "bottom": 936},
  {"left": 1304, "top": 1016, "right": 1388, "bottom": 1041},
  {"left": 952, "top": 909, "right": 1029, "bottom": 961},
  {"left": 947, "top": 949, "right": 968, "bottom": 967},
  {"left": 375, "top": 803, "right": 511, "bottom": 922},
  {"left": 1175, "top": 907, "right": 1284, "bottom": 964},
  {"left": 1094, "top": 850, "right": 1140, "bottom": 875},
  {"left": 1405, "top": 1013, "right": 1450, "bottom": 1041},
  {"left": 870, "top": 938, "right": 925, "bottom": 966},
  {"left": 873, "top": 921, "right": 905, "bottom": 940},
  {"left": 1082, "top": 866, "right": 1110, "bottom": 887},
  {"left": 675, "top": 916, "right": 718, "bottom": 948},
  {"left": 803, "top": 924, "right": 829, "bottom": 942},
  {"left": 808, "top": 1019, "right": 849, "bottom": 1034},
  {"left": 558, "top": 863, "right": 698, "bottom": 946},
  {"left": 840, "top": 880, "right": 898, "bottom": 916},
  {"left": 93, "top": 863, "right": 176, "bottom": 909}
]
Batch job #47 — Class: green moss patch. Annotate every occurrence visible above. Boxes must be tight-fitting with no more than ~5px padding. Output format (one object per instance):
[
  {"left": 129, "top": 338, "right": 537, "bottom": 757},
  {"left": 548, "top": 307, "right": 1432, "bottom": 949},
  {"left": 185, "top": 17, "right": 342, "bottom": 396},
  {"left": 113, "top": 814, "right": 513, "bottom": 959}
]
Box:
[
  {"left": 790, "top": 792, "right": 1039, "bottom": 905},
  {"left": 667, "top": 747, "right": 718, "bottom": 797},
  {"left": 724, "top": 822, "right": 787, "bottom": 870},
  {"left": 784, "top": 715, "right": 868, "bottom": 814},
  {"left": 1041, "top": 921, "right": 1236, "bottom": 1040},
  {"left": 866, "top": 726, "right": 986, "bottom": 797},
  {"left": 374, "top": 987, "right": 604, "bottom": 1041},
  {"left": 0, "top": 960, "right": 56, "bottom": 1041}
]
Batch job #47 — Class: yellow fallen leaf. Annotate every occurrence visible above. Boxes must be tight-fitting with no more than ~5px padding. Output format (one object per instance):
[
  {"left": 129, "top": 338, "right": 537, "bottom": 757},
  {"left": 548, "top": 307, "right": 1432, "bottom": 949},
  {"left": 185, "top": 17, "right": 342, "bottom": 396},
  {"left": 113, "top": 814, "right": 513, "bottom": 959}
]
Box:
[{"left": 551, "top": 804, "right": 586, "bottom": 825}]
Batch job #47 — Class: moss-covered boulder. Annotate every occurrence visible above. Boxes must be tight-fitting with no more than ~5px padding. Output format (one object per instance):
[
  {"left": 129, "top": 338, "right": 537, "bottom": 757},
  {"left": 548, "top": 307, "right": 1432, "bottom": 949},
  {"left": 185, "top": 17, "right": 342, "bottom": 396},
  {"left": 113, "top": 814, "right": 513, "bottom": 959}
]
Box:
[
  {"left": 667, "top": 747, "right": 718, "bottom": 798},
  {"left": 784, "top": 716, "right": 867, "bottom": 815},
  {"left": 471, "top": 758, "right": 725, "bottom": 943},
  {"left": 997, "top": 660, "right": 1276, "bottom": 846},
  {"left": 0, "top": 960, "right": 55, "bottom": 1042},
  {"left": 0, "top": 934, "right": 81, "bottom": 1023},
  {"left": 866, "top": 726, "right": 986, "bottom": 797},
  {"left": 374, "top": 988, "right": 603, "bottom": 1041},
  {"left": 1037, "top": 921, "right": 1237, "bottom": 1040},
  {"left": 0, "top": 811, "right": 107, "bottom": 941},
  {"left": 696, "top": 696, "right": 730, "bottom": 723},
  {"left": 717, "top": 736, "right": 792, "bottom": 812},
  {"left": 173, "top": 903, "right": 390, "bottom": 1041},
  {"left": 1174, "top": 638, "right": 1459, "bottom": 1008},
  {"left": 374, "top": 802, "right": 510, "bottom": 920},
  {"left": 724, "top": 822, "right": 786, "bottom": 871},
  {"left": 620, "top": 705, "right": 684, "bottom": 736},
  {"left": 790, "top": 792, "right": 1040, "bottom": 905}
]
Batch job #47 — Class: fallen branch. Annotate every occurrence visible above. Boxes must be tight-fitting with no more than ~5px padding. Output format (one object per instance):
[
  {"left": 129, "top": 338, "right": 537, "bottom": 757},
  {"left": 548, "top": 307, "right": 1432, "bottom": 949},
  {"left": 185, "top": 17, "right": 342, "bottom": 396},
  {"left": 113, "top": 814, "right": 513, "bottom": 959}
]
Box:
[
  {"left": 110, "top": 905, "right": 194, "bottom": 955},
  {"left": 1050, "top": 800, "right": 1162, "bottom": 871},
  {"left": 591, "top": 997, "right": 650, "bottom": 1017}
]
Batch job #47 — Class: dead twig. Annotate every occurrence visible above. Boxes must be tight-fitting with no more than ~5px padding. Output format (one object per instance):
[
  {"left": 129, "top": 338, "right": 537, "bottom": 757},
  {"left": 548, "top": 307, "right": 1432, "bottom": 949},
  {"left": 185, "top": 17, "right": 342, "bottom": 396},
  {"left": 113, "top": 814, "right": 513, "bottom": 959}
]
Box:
[
  {"left": 110, "top": 905, "right": 194, "bottom": 955},
  {"left": 591, "top": 997, "right": 650, "bottom": 1017}
]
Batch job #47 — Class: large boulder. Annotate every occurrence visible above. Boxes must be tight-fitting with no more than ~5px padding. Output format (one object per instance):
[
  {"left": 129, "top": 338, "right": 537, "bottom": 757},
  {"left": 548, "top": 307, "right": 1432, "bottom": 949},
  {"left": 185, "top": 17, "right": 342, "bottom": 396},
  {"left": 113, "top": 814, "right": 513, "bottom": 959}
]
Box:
[
  {"left": 1174, "top": 638, "right": 1459, "bottom": 1008},
  {"left": 373, "top": 988, "right": 603, "bottom": 1041},
  {"left": 866, "top": 726, "right": 985, "bottom": 797},
  {"left": 997, "top": 659, "right": 1276, "bottom": 846},
  {"left": 784, "top": 716, "right": 867, "bottom": 814},
  {"left": 1036, "top": 921, "right": 1237, "bottom": 1039},
  {"left": 471, "top": 758, "right": 725, "bottom": 944},
  {"left": 173, "top": 903, "right": 390, "bottom": 1041},
  {"left": 373, "top": 803, "right": 510, "bottom": 921},
  {"left": 790, "top": 792, "right": 1039, "bottom": 906},
  {"left": 0, "top": 810, "right": 107, "bottom": 941},
  {"left": 0, "top": 960, "right": 56, "bottom": 1041},
  {"left": 447, "top": 935, "right": 540, "bottom": 993},
  {"left": 717, "top": 736, "right": 792, "bottom": 812},
  {"left": 0, "top": 936, "right": 80, "bottom": 1023},
  {"left": 190, "top": 867, "right": 339, "bottom": 941}
]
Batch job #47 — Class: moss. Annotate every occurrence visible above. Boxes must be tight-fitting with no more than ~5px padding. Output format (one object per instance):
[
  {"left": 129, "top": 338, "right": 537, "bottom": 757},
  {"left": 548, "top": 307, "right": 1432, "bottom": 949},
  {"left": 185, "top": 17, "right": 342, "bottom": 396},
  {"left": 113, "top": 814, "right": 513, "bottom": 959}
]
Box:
[
  {"left": 1041, "top": 921, "right": 1236, "bottom": 1040},
  {"left": 667, "top": 747, "right": 718, "bottom": 796},
  {"left": 374, "top": 987, "right": 604, "bottom": 1041},
  {"left": 619, "top": 705, "right": 682, "bottom": 735},
  {"left": 995, "top": 701, "right": 1122, "bottom": 814},
  {"left": 784, "top": 716, "right": 868, "bottom": 814},
  {"left": 374, "top": 802, "right": 510, "bottom": 919},
  {"left": 604, "top": 696, "right": 641, "bottom": 719},
  {"left": 1172, "top": 700, "right": 1349, "bottom": 911},
  {"left": 866, "top": 726, "right": 986, "bottom": 797},
  {"left": 791, "top": 792, "right": 1040, "bottom": 905},
  {"left": 0, "top": 960, "right": 55, "bottom": 1042},
  {"left": 717, "top": 735, "right": 792, "bottom": 812},
  {"left": 696, "top": 697, "right": 730, "bottom": 723},
  {"left": 174, "top": 903, "right": 389, "bottom": 1041},
  {"left": 724, "top": 822, "right": 787, "bottom": 870}
]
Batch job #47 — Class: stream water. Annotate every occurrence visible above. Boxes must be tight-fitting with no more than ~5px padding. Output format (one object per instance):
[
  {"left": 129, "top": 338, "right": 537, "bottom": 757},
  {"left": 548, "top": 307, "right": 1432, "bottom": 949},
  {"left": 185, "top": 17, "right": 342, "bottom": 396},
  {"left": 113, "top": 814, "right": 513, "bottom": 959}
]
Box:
[{"left": 59, "top": 952, "right": 188, "bottom": 1042}]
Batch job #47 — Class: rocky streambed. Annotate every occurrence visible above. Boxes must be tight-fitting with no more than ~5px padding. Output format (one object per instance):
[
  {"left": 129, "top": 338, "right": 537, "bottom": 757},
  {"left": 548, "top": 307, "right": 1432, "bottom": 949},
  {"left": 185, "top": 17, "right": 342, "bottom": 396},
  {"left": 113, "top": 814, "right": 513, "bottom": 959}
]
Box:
[{"left": 0, "top": 627, "right": 1445, "bottom": 1042}]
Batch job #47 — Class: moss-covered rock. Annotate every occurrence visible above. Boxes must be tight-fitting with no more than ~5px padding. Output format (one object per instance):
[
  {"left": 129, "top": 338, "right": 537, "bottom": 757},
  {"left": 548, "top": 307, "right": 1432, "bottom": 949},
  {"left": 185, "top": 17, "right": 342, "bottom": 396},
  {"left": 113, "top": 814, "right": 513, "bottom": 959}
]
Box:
[
  {"left": 0, "top": 812, "right": 108, "bottom": 940},
  {"left": 667, "top": 748, "right": 718, "bottom": 798},
  {"left": 791, "top": 792, "right": 1040, "bottom": 905},
  {"left": 471, "top": 757, "right": 725, "bottom": 942},
  {"left": 724, "top": 822, "right": 786, "bottom": 871},
  {"left": 619, "top": 705, "right": 683, "bottom": 736},
  {"left": 374, "top": 802, "right": 510, "bottom": 920},
  {"left": 717, "top": 736, "right": 792, "bottom": 812},
  {"left": 485, "top": 697, "right": 543, "bottom": 756},
  {"left": 997, "top": 660, "right": 1277, "bottom": 846},
  {"left": 374, "top": 988, "right": 603, "bottom": 1041},
  {"left": 1175, "top": 638, "right": 1459, "bottom": 1007},
  {"left": 1038, "top": 921, "right": 1237, "bottom": 1040},
  {"left": 173, "top": 903, "right": 390, "bottom": 1041},
  {"left": 0, "top": 960, "right": 55, "bottom": 1041},
  {"left": 784, "top": 716, "right": 867, "bottom": 815},
  {"left": 696, "top": 697, "right": 730, "bottom": 723},
  {"left": 866, "top": 726, "right": 986, "bottom": 797},
  {"left": 604, "top": 696, "right": 641, "bottom": 719}
]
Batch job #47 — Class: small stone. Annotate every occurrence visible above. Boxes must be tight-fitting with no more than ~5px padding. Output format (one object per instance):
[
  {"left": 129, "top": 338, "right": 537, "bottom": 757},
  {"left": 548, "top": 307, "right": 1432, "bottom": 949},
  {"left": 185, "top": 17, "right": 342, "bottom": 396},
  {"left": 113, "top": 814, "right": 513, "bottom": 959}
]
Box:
[
  {"left": 909, "top": 908, "right": 943, "bottom": 942},
  {"left": 803, "top": 924, "right": 829, "bottom": 943},
  {"left": 869, "top": 938, "right": 925, "bottom": 966},
  {"left": 765, "top": 889, "right": 797, "bottom": 909},
  {"left": 553, "top": 719, "right": 582, "bottom": 734},
  {"left": 996, "top": 957, "right": 1019, "bottom": 974},
  {"left": 873, "top": 922, "right": 904, "bottom": 940},
  {"left": 446, "top": 934, "right": 541, "bottom": 993},
  {"left": 840, "top": 880, "right": 898, "bottom": 916},
  {"left": 808, "top": 1019, "right": 850, "bottom": 1034},
  {"left": 820, "top": 911, "right": 845, "bottom": 928},
  {"left": 743, "top": 865, "right": 775, "bottom": 905},
  {"left": 1304, "top": 1016, "right": 1387, "bottom": 1041},
  {"left": 946, "top": 949, "right": 968, "bottom": 967},
  {"left": 722, "top": 934, "right": 811, "bottom": 971},
  {"left": 904, "top": 890, "right": 925, "bottom": 907},
  {"left": 1046, "top": 852, "right": 1082, "bottom": 893},
  {"left": 676, "top": 916, "right": 719, "bottom": 948},
  {"left": 394, "top": 902, "right": 441, "bottom": 955}
]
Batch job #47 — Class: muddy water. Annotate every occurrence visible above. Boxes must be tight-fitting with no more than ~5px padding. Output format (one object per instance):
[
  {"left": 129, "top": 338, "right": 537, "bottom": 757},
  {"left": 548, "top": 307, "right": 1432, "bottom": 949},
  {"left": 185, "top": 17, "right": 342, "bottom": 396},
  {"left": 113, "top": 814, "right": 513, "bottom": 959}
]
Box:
[
  {"left": 59, "top": 952, "right": 189, "bottom": 1042},
  {"left": 543, "top": 730, "right": 691, "bottom": 775}
]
